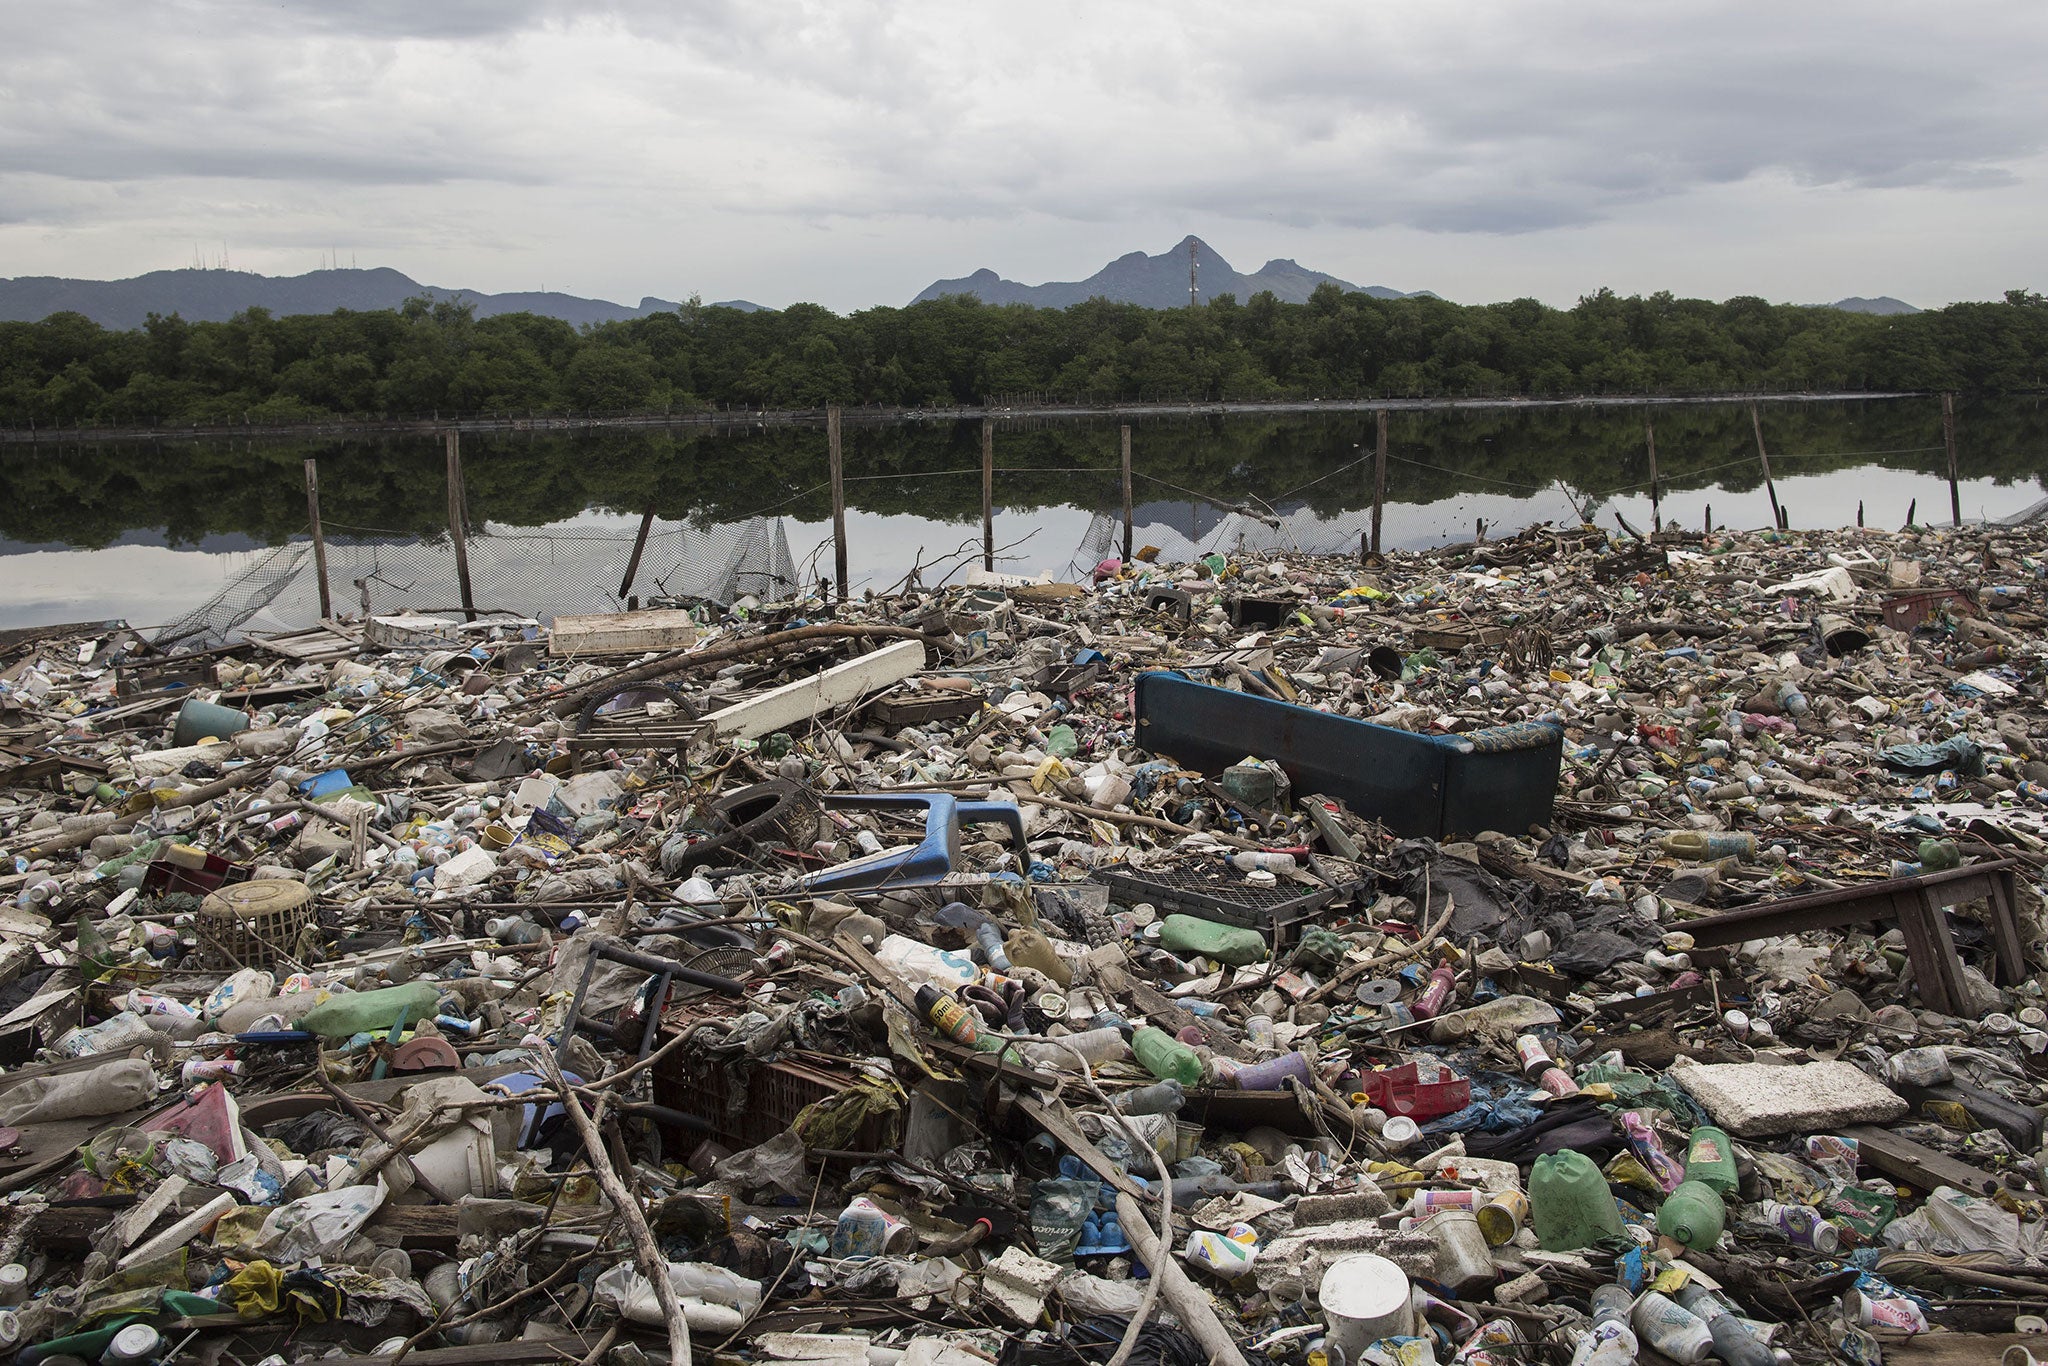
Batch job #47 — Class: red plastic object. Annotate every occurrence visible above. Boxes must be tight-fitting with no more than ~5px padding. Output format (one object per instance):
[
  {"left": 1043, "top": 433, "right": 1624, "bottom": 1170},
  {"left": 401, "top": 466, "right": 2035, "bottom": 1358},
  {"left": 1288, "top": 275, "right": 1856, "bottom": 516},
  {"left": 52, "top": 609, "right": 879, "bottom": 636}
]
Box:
[
  {"left": 1359, "top": 1063, "right": 1472, "bottom": 1122},
  {"left": 138, "top": 1081, "right": 247, "bottom": 1163},
  {"left": 141, "top": 853, "right": 252, "bottom": 899}
]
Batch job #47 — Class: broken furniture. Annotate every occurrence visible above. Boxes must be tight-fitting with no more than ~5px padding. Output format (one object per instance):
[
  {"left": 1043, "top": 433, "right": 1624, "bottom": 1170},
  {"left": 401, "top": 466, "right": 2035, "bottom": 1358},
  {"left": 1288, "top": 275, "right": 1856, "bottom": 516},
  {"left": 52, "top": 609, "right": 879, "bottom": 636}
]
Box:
[
  {"left": 1681, "top": 859, "right": 2027, "bottom": 1018},
  {"left": 1134, "top": 673, "right": 1564, "bottom": 841},
  {"left": 800, "top": 792, "right": 1030, "bottom": 894}
]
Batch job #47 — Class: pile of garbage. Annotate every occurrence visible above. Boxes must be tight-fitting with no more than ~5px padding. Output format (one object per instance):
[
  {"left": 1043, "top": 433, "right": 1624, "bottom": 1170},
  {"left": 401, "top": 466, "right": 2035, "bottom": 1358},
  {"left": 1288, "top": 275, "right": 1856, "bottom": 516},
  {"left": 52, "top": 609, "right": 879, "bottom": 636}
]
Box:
[{"left": 0, "top": 517, "right": 2046, "bottom": 1365}]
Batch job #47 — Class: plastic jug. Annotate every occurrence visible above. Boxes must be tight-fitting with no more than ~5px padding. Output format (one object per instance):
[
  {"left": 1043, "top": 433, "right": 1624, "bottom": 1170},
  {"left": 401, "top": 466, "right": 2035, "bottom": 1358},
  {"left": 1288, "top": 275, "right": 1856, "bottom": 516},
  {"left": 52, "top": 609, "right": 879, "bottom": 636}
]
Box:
[
  {"left": 294, "top": 981, "right": 443, "bottom": 1038},
  {"left": 1159, "top": 914, "right": 1268, "bottom": 967},
  {"left": 1132, "top": 1026, "right": 1203, "bottom": 1085},
  {"left": 1681, "top": 1125, "right": 1738, "bottom": 1197},
  {"left": 1656, "top": 1180, "right": 1726, "bottom": 1250},
  {"left": 1530, "top": 1150, "right": 1626, "bottom": 1251}
]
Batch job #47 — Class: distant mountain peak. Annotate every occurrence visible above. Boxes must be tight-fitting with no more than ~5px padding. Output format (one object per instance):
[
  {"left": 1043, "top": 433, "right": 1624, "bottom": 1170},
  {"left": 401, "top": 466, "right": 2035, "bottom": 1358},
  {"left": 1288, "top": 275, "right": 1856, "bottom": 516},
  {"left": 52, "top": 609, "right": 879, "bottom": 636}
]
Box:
[
  {"left": 1829, "top": 295, "right": 1920, "bottom": 315},
  {"left": 915, "top": 238, "right": 1422, "bottom": 309}
]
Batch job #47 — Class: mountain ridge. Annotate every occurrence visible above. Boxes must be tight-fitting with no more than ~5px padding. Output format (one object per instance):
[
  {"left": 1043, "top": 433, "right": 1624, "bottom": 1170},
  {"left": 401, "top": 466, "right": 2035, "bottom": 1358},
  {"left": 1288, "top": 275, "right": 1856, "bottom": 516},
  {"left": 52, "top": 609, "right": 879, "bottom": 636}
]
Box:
[
  {"left": 0, "top": 266, "right": 768, "bottom": 330},
  {"left": 914, "top": 235, "right": 1425, "bottom": 308}
]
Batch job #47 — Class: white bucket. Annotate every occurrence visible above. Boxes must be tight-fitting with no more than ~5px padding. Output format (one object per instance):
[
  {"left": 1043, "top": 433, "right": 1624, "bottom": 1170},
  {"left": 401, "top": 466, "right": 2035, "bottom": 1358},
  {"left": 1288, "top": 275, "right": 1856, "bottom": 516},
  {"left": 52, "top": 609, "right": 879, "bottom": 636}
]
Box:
[
  {"left": 1319, "top": 1254, "right": 1414, "bottom": 1366},
  {"left": 1417, "top": 1210, "right": 1495, "bottom": 1296}
]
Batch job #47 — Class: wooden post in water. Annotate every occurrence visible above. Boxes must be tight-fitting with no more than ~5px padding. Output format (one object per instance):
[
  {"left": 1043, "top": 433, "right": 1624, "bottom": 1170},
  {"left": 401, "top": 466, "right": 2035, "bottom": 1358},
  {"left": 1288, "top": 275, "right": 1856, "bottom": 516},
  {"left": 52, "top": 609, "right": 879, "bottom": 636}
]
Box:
[
  {"left": 1942, "top": 391, "right": 1961, "bottom": 526},
  {"left": 1370, "top": 409, "right": 1388, "bottom": 555},
  {"left": 619, "top": 506, "right": 656, "bottom": 600},
  {"left": 304, "top": 458, "right": 332, "bottom": 621},
  {"left": 1643, "top": 415, "right": 1662, "bottom": 533},
  {"left": 1119, "top": 424, "right": 1134, "bottom": 564},
  {"left": 1705, "top": 504, "right": 1712, "bottom": 535},
  {"left": 1858, "top": 500, "right": 1865, "bottom": 529},
  {"left": 1749, "top": 404, "right": 1784, "bottom": 531},
  {"left": 445, "top": 431, "right": 476, "bottom": 621},
  {"left": 828, "top": 406, "right": 848, "bottom": 601},
  {"left": 1906, "top": 498, "right": 1918, "bottom": 528},
  {"left": 981, "top": 418, "right": 995, "bottom": 571}
]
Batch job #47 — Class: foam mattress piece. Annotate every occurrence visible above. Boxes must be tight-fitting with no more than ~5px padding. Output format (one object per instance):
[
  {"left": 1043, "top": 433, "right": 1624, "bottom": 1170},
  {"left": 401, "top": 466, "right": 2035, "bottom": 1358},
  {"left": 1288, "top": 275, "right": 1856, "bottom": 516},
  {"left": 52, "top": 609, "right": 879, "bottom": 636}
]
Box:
[{"left": 1667, "top": 1057, "right": 1907, "bottom": 1137}]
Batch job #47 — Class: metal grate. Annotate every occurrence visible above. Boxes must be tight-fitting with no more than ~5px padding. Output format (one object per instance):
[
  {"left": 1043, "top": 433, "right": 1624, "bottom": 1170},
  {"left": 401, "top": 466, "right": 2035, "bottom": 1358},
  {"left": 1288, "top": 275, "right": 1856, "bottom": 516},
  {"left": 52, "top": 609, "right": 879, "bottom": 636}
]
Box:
[{"left": 1091, "top": 864, "right": 1361, "bottom": 946}]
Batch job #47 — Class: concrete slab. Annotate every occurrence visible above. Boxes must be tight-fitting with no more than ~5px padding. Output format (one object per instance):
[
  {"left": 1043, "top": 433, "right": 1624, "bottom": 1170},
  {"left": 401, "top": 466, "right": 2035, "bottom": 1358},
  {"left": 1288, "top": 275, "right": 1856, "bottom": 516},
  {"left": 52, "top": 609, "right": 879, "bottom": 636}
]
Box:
[{"left": 1668, "top": 1057, "right": 1907, "bottom": 1137}]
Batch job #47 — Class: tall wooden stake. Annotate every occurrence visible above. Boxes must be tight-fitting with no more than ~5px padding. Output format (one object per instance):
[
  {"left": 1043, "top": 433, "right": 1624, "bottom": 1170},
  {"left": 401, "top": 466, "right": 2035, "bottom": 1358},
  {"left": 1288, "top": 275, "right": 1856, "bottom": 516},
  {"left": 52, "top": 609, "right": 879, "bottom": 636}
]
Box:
[
  {"left": 445, "top": 431, "right": 476, "bottom": 621},
  {"left": 1370, "top": 410, "right": 1388, "bottom": 555},
  {"left": 303, "top": 457, "right": 331, "bottom": 620},
  {"left": 1749, "top": 404, "right": 1784, "bottom": 531},
  {"left": 1942, "top": 391, "right": 1961, "bottom": 526},
  {"left": 1643, "top": 415, "right": 1662, "bottom": 533},
  {"left": 619, "top": 506, "right": 656, "bottom": 600},
  {"left": 828, "top": 406, "right": 848, "bottom": 601},
  {"left": 981, "top": 418, "right": 995, "bottom": 571},
  {"left": 1119, "top": 424, "right": 1134, "bottom": 564}
]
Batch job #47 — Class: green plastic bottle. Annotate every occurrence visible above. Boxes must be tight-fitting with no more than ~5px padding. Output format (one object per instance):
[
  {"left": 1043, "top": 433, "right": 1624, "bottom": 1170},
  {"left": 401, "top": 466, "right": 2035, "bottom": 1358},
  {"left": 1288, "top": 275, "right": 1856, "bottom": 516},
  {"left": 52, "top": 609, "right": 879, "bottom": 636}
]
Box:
[
  {"left": 1682, "top": 1125, "right": 1739, "bottom": 1197},
  {"left": 293, "top": 981, "right": 443, "bottom": 1038},
  {"left": 74, "top": 912, "right": 116, "bottom": 982},
  {"left": 1132, "top": 1026, "right": 1204, "bottom": 1086},
  {"left": 1657, "top": 1179, "right": 1727, "bottom": 1249},
  {"left": 1159, "top": 914, "right": 1269, "bottom": 967},
  {"left": 1529, "top": 1150, "right": 1627, "bottom": 1251}
]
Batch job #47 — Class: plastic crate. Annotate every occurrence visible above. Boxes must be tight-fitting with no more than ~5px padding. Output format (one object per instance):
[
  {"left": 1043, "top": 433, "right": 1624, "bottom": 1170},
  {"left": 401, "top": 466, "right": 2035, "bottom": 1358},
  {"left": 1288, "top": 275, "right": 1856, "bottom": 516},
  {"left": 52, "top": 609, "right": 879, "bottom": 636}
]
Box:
[
  {"left": 1091, "top": 864, "right": 1360, "bottom": 948},
  {"left": 653, "top": 1031, "right": 896, "bottom": 1153}
]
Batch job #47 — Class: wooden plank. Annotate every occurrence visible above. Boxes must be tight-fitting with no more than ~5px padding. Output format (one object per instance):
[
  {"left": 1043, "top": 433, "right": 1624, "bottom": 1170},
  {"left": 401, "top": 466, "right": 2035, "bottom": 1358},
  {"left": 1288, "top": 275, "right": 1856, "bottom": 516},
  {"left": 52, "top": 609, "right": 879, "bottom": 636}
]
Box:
[
  {"left": 549, "top": 609, "right": 699, "bottom": 658},
  {"left": 700, "top": 638, "right": 924, "bottom": 742},
  {"left": 1839, "top": 1124, "right": 2000, "bottom": 1197}
]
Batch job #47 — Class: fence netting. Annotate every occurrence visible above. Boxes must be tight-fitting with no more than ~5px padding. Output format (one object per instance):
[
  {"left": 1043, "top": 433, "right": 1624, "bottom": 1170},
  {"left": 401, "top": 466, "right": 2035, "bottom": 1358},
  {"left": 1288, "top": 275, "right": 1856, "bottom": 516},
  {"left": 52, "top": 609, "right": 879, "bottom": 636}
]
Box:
[{"left": 153, "top": 516, "right": 799, "bottom": 649}]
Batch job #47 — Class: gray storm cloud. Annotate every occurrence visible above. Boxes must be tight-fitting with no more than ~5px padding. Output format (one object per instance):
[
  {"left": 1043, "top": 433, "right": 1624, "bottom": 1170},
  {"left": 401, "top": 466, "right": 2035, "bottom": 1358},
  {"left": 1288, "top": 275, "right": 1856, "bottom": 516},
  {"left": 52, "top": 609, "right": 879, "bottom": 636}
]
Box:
[{"left": 0, "top": 0, "right": 2042, "bottom": 308}]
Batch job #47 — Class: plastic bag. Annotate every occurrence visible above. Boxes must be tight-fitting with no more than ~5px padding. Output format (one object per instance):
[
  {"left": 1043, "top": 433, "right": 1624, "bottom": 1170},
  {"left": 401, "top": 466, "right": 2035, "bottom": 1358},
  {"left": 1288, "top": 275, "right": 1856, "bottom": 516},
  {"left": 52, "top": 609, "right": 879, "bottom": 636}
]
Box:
[
  {"left": 1881, "top": 1185, "right": 2043, "bottom": 1260},
  {"left": 592, "top": 1259, "right": 762, "bottom": 1330},
  {"left": 0, "top": 1056, "right": 158, "bottom": 1124},
  {"left": 1031, "top": 1178, "right": 1098, "bottom": 1262},
  {"left": 256, "top": 1181, "right": 388, "bottom": 1263}
]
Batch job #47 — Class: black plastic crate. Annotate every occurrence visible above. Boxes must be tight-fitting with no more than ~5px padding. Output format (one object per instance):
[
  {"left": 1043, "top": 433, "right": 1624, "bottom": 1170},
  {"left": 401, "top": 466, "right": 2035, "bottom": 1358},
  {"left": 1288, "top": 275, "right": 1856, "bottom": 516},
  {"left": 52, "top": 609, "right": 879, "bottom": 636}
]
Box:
[{"left": 1090, "top": 864, "right": 1359, "bottom": 947}]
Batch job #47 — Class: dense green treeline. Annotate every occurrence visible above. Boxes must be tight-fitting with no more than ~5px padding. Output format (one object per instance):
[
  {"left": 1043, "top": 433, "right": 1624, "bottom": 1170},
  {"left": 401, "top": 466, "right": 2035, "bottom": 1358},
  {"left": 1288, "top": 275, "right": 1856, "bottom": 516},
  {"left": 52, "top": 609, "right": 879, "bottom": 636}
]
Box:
[
  {"left": 3, "top": 286, "right": 2048, "bottom": 428},
  {"left": 6, "top": 397, "right": 2041, "bottom": 549}
]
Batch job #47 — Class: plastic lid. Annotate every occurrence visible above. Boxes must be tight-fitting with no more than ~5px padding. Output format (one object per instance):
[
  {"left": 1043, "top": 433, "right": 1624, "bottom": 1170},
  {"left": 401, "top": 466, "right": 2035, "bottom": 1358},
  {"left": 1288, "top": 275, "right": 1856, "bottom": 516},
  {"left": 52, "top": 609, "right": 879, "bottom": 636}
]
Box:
[
  {"left": 108, "top": 1323, "right": 163, "bottom": 1360},
  {"left": 202, "top": 878, "right": 312, "bottom": 921}
]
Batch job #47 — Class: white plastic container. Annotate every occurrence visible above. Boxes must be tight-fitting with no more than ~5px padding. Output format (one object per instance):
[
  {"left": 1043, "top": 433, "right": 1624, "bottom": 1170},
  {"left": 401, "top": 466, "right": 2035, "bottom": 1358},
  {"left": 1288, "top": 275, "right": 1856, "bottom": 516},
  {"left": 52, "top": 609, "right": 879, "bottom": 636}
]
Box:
[{"left": 1319, "top": 1254, "right": 1415, "bottom": 1365}]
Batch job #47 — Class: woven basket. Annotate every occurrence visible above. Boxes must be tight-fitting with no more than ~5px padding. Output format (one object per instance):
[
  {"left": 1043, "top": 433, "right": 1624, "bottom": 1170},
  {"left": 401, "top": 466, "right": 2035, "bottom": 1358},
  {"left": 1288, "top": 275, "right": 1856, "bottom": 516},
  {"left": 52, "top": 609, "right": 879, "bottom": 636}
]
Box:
[{"left": 198, "top": 880, "right": 312, "bottom": 968}]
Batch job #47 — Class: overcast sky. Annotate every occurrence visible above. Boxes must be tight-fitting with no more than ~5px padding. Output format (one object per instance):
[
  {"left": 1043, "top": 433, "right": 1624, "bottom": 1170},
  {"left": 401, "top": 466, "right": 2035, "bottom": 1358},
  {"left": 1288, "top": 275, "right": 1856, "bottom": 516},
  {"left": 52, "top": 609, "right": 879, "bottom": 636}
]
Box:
[{"left": 2, "top": 0, "right": 2043, "bottom": 313}]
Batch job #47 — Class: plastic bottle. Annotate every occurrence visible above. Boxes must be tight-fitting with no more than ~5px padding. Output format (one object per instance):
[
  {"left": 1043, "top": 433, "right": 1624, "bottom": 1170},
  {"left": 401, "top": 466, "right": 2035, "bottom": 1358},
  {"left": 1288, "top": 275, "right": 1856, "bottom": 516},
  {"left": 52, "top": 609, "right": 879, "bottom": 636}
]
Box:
[
  {"left": 1656, "top": 1180, "right": 1726, "bottom": 1250},
  {"left": 972, "top": 922, "right": 1013, "bottom": 971},
  {"left": 1681, "top": 1125, "right": 1739, "bottom": 1197},
  {"left": 74, "top": 912, "right": 115, "bottom": 980},
  {"left": 1229, "top": 1051, "right": 1311, "bottom": 1090},
  {"left": 913, "top": 985, "right": 980, "bottom": 1046},
  {"left": 1672, "top": 1284, "right": 1775, "bottom": 1366},
  {"left": 1132, "top": 1026, "right": 1204, "bottom": 1085},
  {"left": 1631, "top": 1291, "right": 1713, "bottom": 1364},
  {"left": 1412, "top": 961, "right": 1457, "bottom": 1020},
  {"left": 1658, "top": 831, "right": 1758, "bottom": 861},
  {"left": 1012, "top": 1027, "right": 1128, "bottom": 1070},
  {"left": 1158, "top": 914, "right": 1268, "bottom": 967},
  {"left": 1620, "top": 1111, "right": 1686, "bottom": 1193},
  {"left": 1568, "top": 1286, "right": 1640, "bottom": 1366},
  {"left": 293, "top": 981, "right": 444, "bottom": 1038},
  {"left": 1227, "top": 850, "right": 1299, "bottom": 876},
  {"left": 485, "top": 916, "right": 548, "bottom": 946}
]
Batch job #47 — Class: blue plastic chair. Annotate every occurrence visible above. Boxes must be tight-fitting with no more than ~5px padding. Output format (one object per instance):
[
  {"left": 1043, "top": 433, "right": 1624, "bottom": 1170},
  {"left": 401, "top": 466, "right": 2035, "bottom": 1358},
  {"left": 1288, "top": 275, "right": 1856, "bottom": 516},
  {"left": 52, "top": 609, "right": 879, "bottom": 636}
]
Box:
[{"left": 799, "top": 792, "right": 1030, "bottom": 893}]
